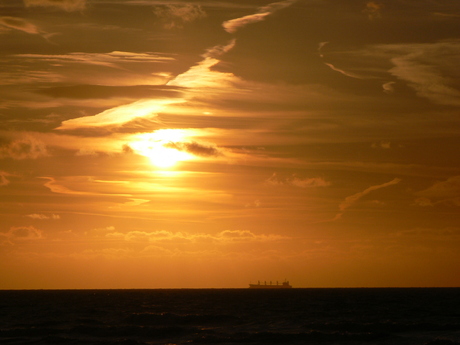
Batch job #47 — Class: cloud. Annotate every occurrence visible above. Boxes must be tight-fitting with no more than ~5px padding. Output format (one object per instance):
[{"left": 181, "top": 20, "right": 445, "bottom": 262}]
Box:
[
  {"left": 372, "top": 141, "right": 391, "bottom": 149},
  {"left": 153, "top": 4, "right": 206, "bottom": 29},
  {"left": 386, "top": 40, "right": 460, "bottom": 106},
  {"left": 75, "top": 148, "right": 98, "bottom": 156},
  {"left": 26, "top": 214, "right": 60, "bottom": 220},
  {"left": 165, "top": 141, "right": 223, "bottom": 157},
  {"left": 323, "top": 62, "right": 366, "bottom": 79},
  {"left": 319, "top": 42, "right": 369, "bottom": 79},
  {"left": 38, "top": 85, "right": 181, "bottom": 100},
  {"left": 40, "top": 177, "right": 91, "bottom": 195},
  {"left": 340, "top": 40, "right": 460, "bottom": 105},
  {"left": 266, "top": 173, "right": 331, "bottom": 188},
  {"left": 223, "top": 0, "right": 297, "bottom": 33},
  {"left": 106, "top": 229, "right": 287, "bottom": 244},
  {"left": 334, "top": 178, "right": 402, "bottom": 220},
  {"left": 57, "top": 99, "right": 180, "bottom": 130},
  {"left": 40, "top": 177, "right": 130, "bottom": 197},
  {"left": 0, "top": 136, "right": 49, "bottom": 160},
  {"left": 290, "top": 176, "right": 331, "bottom": 188},
  {"left": 363, "top": 2, "right": 383, "bottom": 20},
  {"left": 217, "top": 230, "right": 287, "bottom": 242},
  {"left": 167, "top": 40, "right": 238, "bottom": 88},
  {"left": 0, "top": 226, "right": 43, "bottom": 245},
  {"left": 415, "top": 176, "right": 460, "bottom": 207},
  {"left": 24, "top": 0, "right": 86, "bottom": 12},
  {"left": 0, "top": 16, "right": 40, "bottom": 35},
  {"left": 382, "top": 81, "right": 396, "bottom": 94},
  {"left": 0, "top": 171, "right": 12, "bottom": 186},
  {"left": 318, "top": 41, "right": 329, "bottom": 58},
  {"left": 17, "top": 51, "right": 174, "bottom": 70},
  {"left": 122, "top": 198, "right": 150, "bottom": 206},
  {"left": 434, "top": 12, "right": 460, "bottom": 18}
]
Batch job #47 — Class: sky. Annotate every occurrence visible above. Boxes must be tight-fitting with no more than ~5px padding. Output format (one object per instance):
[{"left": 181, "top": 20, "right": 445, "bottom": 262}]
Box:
[{"left": 1, "top": 0, "right": 460, "bottom": 289}]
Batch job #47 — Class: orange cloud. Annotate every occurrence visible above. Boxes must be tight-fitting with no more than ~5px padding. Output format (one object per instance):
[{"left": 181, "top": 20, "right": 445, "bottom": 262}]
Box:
[
  {"left": 26, "top": 214, "right": 60, "bottom": 220},
  {"left": 334, "top": 178, "right": 402, "bottom": 220},
  {"left": 56, "top": 99, "right": 179, "bottom": 130},
  {"left": 106, "top": 229, "right": 287, "bottom": 244},
  {"left": 0, "top": 16, "right": 40, "bottom": 35},
  {"left": 266, "top": 173, "right": 331, "bottom": 188},
  {"left": 24, "top": 0, "right": 86, "bottom": 12},
  {"left": 167, "top": 40, "right": 237, "bottom": 89},
  {"left": 0, "top": 226, "right": 43, "bottom": 245},
  {"left": 165, "top": 141, "right": 223, "bottom": 158},
  {"left": 364, "top": 2, "right": 383, "bottom": 20},
  {"left": 0, "top": 136, "right": 49, "bottom": 160},
  {"left": 223, "top": 0, "right": 297, "bottom": 33},
  {"left": 0, "top": 171, "right": 12, "bottom": 186},
  {"left": 416, "top": 176, "right": 460, "bottom": 207},
  {"left": 153, "top": 4, "right": 206, "bottom": 29}
]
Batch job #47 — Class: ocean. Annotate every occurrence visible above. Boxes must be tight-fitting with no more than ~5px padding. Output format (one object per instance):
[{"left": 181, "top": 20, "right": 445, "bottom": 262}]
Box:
[{"left": 1, "top": 288, "right": 459, "bottom": 345}]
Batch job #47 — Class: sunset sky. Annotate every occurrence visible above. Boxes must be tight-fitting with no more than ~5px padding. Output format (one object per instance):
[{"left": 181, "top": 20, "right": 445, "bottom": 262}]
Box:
[{"left": 1, "top": 0, "right": 460, "bottom": 289}]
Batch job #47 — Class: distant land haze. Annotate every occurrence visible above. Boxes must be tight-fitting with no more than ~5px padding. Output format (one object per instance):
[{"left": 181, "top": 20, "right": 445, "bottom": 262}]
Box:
[{"left": 0, "top": 0, "right": 459, "bottom": 289}]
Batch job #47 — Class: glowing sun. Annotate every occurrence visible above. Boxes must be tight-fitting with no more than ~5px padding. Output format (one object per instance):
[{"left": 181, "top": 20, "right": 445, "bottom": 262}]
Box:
[{"left": 130, "top": 129, "right": 193, "bottom": 168}]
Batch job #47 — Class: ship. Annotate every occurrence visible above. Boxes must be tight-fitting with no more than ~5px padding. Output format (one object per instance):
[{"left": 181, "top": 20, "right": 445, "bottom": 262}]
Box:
[{"left": 249, "top": 280, "right": 292, "bottom": 289}]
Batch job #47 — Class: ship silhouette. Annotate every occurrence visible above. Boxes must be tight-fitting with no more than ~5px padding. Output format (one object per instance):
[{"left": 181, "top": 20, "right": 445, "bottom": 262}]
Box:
[{"left": 249, "top": 280, "right": 292, "bottom": 289}]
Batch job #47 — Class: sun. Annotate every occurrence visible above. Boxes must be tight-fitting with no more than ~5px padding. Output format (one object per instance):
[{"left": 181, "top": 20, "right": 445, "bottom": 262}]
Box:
[
  {"left": 129, "top": 129, "right": 193, "bottom": 168},
  {"left": 145, "top": 145, "right": 190, "bottom": 168}
]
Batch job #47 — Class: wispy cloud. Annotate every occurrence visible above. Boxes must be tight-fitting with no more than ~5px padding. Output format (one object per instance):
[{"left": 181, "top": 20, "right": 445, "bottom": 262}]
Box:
[
  {"left": 16, "top": 51, "right": 174, "bottom": 69},
  {"left": 319, "top": 42, "right": 369, "bottom": 79},
  {"left": 331, "top": 40, "right": 460, "bottom": 105},
  {"left": 0, "top": 16, "right": 40, "bottom": 35},
  {"left": 106, "top": 229, "right": 287, "bottom": 244},
  {"left": 40, "top": 177, "right": 92, "bottom": 195},
  {"left": 167, "top": 40, "right": 238, "bottom": 89},
  {"left": 434, "top": 12, "right": 460, "bottom": 18},
  {"left": 24, "top": 0, "right": 86, "bottom": 12},
  {"left": 415, "top": 175, "right": 460, "bottom": 207},
  {"left": 0, "top": 16, "right": 56, "bottom": 42},
  {"left": 0, "top": 226, "right": 43, "bottom": 245},
  {"left": 266, "top": 173, "right": 331, "bottom": 188},
  {"left": 26, "top": 214, "right": 60, "bottom": 220},
  {"left": 223, "top": 0, "right": 297, "bottom": 33},
  {"left": 333, "top": 178, "right": 402, "bottom": 220},
  {"left": 165, "top": 141, "right": 223, "bottom": 158},
  {"left": 0, "top": 171, "right": 12, "bottom": 186},
  {"left": 372, "top": 141, "right": 391, "bottom": 149},
  {"left": 0, "top": 136, "right": 49, "bottom": 160},
  {"left": 318, "top": 41, "right": 329, "bottom": 58},
  {"left": 57, "top": 99, "right": 180, "bottom": 130},
  {"left": 40, "top": 177, "right": 131, "bottom": 197},
  {"left": 382, "top": 81, "right": 396, "bottom": 94},
  {"left": 323, "top": 62, "right": 366, "bottom": 79},
  {"left": 153, "top": 4, "right": 206, "bottom": 29},
  {"left": 386, "top": 40, "right": 460, "bottom": 106},
  {"left": 363, "top": 1, "right": 383, "bottom": 20}
]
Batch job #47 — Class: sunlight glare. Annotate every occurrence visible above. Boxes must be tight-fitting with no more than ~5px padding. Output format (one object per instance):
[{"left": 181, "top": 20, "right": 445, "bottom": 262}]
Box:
[{"left": 130, "top": 129, "right": 194, "bottom": 168}]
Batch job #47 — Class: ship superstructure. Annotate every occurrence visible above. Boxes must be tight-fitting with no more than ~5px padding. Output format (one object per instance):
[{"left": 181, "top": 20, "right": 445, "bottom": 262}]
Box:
[{"left": 249, "top": 280, "right": 292, "bottom": 289}]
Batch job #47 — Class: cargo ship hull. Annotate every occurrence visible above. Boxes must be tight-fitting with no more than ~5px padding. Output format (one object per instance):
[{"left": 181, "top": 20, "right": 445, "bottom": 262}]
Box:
[{"left": 249, "top": 281, "right": 292, "bottom": 289}]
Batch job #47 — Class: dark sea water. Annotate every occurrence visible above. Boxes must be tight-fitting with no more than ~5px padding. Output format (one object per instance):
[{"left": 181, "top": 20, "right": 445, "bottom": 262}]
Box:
[{"left": 1, "top": 288, "right": 459, "bottom": 345}]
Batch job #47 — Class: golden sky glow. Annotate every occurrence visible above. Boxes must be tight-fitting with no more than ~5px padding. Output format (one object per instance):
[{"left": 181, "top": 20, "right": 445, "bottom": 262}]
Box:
[{"left": 1, "top": 0, "right": 460, "bottom": 289}]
